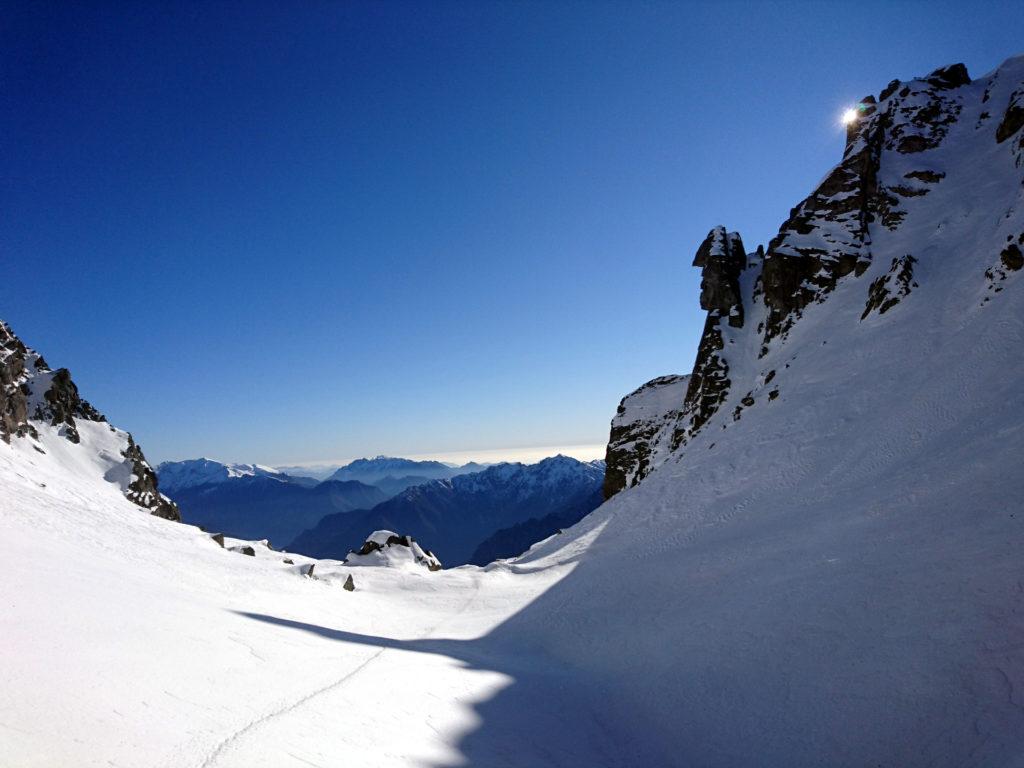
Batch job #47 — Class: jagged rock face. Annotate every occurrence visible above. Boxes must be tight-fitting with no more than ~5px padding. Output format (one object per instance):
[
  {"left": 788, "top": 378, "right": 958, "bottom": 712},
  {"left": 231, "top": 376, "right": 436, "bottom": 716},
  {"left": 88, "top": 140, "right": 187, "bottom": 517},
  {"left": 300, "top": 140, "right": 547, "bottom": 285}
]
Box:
[
  {"left": 693, "top": 227, "right": 747, "bottom": 328},
  {"left": 606, "top": 55, "right": 1024, "bottom": 488},
  {"left": 603, "top": 374, "right": 689, "bottom": 498},
  {"left": 861, "top": 254, "right": 918, "bottom": 319},
  {"left": 671, "top": 228, "right": 755, "bottom": 450},
  {"left": 1, "top": 322, "right": 38, "bottom": 441},
  {"left": 761, "top": 63, "right": 976, "bottom": 343},
  {"left": 122, "top": 436, "right": 180, "bottom": 521},
  {"left": 0, "top": 319, "right": 179, "bottom": 522},
  {"left": 995, "top": 88, "right": 1023, "bottom": 145}
]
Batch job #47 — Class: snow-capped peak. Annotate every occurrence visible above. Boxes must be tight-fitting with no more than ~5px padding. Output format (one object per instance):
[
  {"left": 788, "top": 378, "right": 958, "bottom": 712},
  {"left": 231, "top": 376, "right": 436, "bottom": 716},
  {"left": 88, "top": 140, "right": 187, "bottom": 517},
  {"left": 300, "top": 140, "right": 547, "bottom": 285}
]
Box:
[{"left": 156, "top": 458, "right": 285, "bottom": 493}]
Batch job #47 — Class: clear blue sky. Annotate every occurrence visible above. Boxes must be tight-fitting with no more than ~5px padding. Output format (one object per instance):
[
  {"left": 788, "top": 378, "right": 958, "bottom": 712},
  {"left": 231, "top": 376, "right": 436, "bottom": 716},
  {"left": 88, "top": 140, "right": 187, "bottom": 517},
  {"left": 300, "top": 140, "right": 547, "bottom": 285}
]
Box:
[{"left": 3, "top": 1, "right": 1021, "bottom": 466}]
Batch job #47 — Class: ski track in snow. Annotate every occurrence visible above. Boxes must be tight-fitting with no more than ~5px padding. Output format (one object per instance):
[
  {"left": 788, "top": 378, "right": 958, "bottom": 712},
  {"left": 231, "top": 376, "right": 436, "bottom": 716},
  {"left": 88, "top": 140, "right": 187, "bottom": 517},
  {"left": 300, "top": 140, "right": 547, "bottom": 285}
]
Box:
[{"left": 197, "top": 580, "right": 483, "bottom": 768}]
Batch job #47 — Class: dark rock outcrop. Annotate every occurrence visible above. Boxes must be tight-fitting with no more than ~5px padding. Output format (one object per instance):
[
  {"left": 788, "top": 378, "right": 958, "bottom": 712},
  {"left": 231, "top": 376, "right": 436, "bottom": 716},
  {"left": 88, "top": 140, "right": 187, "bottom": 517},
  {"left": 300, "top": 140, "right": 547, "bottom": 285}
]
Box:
[
  {"left": 1, "top": 321, "right": 36, "bottom": 442},
  {"left": 761, "top": 65, "right": 969, "bottom": 343},
  {"left": 603, "top": 374, "right": 689, "bottom": 498},
  {"left": 0, "top": 319, "right": 178, "bottom": 522},
  {"left": 36, "top": 368, "right": 106, "bottom": 444},
  {"left": 672, "top": 228, "right": 753, "bottom": 450},
  {"left": 694, "top": 227, "right": 747, "bottom": 328},
  {"left": 606, "top": 59, "right": 1021, "bottom": 486},
  {"left": 1002, "top": 243, "right": 1024, "bottom": 271},
  {"left": 996, "top": 88, "right": 1024, "bottom": 144},
  {"left": 862, "top": 254, "right": 919, "bottom": 319},
  {"left": 123, "top": 435, "right": 180, "bottom": 521},
  {"left": 761, "top": 96, "right": 881, "bottom": 341}
]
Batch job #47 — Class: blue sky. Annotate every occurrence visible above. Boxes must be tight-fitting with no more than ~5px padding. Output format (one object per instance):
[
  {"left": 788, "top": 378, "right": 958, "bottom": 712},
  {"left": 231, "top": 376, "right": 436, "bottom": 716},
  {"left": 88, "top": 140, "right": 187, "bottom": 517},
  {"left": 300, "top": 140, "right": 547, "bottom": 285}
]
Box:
[{"left": 3, "top": 1, "right": 1021, "bottom": 466}]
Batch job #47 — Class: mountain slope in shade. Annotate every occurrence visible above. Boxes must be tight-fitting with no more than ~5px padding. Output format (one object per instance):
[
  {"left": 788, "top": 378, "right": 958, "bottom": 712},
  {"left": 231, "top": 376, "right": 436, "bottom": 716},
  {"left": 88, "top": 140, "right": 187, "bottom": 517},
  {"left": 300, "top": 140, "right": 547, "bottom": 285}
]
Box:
[
  {"left": 467, "top": 493, "right": 601, "bottom": 565},
  {"left": 490, "top": 55, "right": 1024, "bottom": 765},
  {"left": 289, "top": 456, "right": 605, "bottom": 566},
  {"left": 0, "top": 319, "right": 178, "bottom": 520},
  {"left": 171, "top": 476, "right": 388, "bottom": 547}
]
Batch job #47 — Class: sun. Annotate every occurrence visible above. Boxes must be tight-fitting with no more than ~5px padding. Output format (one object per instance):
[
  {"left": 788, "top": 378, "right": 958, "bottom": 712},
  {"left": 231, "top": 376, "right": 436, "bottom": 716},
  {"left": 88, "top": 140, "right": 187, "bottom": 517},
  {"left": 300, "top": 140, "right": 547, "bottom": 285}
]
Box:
[{"left": 841, "top": 107, "right": 859, "bottom": 126}]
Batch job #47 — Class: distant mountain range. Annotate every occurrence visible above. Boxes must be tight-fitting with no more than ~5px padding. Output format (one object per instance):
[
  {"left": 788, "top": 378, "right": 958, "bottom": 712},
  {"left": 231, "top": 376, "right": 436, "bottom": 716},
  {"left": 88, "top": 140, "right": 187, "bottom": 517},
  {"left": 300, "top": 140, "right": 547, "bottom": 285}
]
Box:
[
  {"left": 156, "top": 455, "right": 495, "bottom": 550},
  {"left": 161, "top": 471, "right": 388, "bottom": 547},
  {"left": 157, "top": 457, "right": 317, "bottom": 493},
  {"left": 288, "top": 456, "right": 605, "bottom": 566},
  {"left": 325, "top": 455, "right": 486, "bottom": 492},
  {"left": 159, "top": 454, "right": 602, "bottom": 565}
]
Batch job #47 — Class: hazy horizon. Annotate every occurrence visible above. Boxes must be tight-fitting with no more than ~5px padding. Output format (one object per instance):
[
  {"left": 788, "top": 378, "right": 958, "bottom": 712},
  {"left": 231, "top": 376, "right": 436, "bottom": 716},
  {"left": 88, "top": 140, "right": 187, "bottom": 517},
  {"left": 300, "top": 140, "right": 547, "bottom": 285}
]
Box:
[{"left": 168, "top": 441, "right": 607, "bottom": 475}]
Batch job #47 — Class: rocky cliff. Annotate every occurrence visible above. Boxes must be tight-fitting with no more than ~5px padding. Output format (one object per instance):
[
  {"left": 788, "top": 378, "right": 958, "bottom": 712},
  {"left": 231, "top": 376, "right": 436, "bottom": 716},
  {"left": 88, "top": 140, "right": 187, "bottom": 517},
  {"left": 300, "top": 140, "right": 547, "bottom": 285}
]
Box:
[
  {"left": 0, "top": 320, "right": 179, "bottom": 521},
  {"left": 603, "top": 374, "right": 689, "bottom": 498},
  {"left": 605, "top": 56, "right": 1024, "bottom": 497}
]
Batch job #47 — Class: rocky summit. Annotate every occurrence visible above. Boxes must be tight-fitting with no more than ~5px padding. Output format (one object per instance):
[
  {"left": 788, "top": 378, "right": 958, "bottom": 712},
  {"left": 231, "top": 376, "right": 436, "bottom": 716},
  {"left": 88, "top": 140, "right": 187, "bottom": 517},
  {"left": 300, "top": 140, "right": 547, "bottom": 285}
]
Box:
[{"left": 0, "top": 320, "right": 178, "bottom": 521}]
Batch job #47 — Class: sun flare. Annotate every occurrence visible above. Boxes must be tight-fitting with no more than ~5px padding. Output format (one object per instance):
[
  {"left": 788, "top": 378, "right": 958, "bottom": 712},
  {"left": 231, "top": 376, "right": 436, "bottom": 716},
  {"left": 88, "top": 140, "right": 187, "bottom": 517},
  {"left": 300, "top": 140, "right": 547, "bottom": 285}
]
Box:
[{"left": 842, "top": 107, "right": 859, "bottom": 125}]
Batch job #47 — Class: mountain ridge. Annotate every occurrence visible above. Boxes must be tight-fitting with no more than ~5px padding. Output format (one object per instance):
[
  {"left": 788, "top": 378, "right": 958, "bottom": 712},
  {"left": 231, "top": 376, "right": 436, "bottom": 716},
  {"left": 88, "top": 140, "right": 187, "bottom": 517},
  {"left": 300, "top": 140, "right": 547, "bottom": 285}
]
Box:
[
  {"left": 289, "top": 455, "right": 605, "bottom": 565},
  {"left": 0, "top": 320, "right": 179, "bottom": 521}
]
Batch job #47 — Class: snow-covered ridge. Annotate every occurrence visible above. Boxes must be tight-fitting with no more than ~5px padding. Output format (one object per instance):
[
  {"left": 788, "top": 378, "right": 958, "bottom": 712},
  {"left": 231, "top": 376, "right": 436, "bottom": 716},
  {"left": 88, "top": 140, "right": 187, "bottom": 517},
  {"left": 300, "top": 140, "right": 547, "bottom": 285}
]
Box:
[
  {"left": 288, "top": 454, "right": 606, "bottom": 566},
  {"left": 0, "top": 319, "right": 178, "bottom": 520},
  {"left": 450, "top": 454, "right": 604, "bottom": 495},
  {"left": 157, "top": 458, "right": 286, "bottom": 493},
  {"left": 326, "top": 455, "right": 482, "bottom": 485}
]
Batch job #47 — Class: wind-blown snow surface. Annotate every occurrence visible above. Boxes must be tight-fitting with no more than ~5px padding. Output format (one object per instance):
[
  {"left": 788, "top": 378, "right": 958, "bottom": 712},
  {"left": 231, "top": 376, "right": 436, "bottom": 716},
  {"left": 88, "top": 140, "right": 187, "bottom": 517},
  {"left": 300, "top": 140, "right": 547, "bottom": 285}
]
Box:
[
  {"left": 4, "top": 56, "right": 1024, "bottom": 768},
  {"left": 0, "top": 424, "right": 585, "bottom": 767}
]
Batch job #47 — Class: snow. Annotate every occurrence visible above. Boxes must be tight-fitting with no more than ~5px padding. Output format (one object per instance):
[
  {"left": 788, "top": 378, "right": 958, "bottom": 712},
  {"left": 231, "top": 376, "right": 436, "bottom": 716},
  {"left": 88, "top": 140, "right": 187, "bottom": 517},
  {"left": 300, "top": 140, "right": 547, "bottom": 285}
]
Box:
[
  {"left": 451, "top": 454, "right": 604, "bottom": 495},
  {"left": 3, "top": 55, "right": 1024, "bottom": 767},
  {"left": 157, "top": 458, "right": 285, "bottom": 492},
  {"left": 345, "top": 530, "right": 443, "bottom": 571},
  {"left": 1, "top": 423, "right": 575, "bottom": 767}
]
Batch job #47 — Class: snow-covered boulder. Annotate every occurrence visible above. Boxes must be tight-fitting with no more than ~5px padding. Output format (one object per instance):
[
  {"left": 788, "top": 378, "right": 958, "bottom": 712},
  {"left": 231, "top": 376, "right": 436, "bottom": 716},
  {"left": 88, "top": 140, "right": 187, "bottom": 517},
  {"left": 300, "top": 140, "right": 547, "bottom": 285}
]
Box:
[{"left": 344, "top": 530, "right": 442, "bottom": 571}]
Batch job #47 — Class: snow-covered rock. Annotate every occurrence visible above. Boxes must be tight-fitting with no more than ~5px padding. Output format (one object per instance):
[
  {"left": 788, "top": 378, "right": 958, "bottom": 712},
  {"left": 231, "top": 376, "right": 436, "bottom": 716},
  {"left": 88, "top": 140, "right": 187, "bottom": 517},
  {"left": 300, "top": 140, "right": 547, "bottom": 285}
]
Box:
[
  {"left": 0, "top": 319, "right": 178, "bottom": 521},
  {"left": 603, "top": 374, "right": 689, "bottom": 498},
  {"left": 345, "top": 530, "right": 442, "bottom": 571}
]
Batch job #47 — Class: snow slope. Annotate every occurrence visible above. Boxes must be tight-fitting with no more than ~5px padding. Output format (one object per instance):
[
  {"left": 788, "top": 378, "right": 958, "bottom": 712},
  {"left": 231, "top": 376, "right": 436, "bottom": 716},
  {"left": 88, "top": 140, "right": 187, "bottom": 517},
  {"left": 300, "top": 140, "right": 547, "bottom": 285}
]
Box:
[{"left": 481, "top": 55, "right": 1024, "bottom": 766}]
